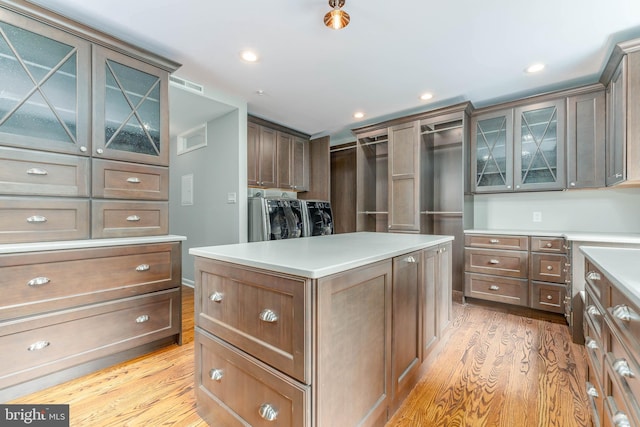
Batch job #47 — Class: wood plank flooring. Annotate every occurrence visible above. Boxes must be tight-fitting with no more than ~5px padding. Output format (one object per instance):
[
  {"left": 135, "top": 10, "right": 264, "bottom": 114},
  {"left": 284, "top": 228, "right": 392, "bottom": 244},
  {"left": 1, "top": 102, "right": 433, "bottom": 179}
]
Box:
[{"left": 10, "top": 286, "right": 590, "bottom": 427}]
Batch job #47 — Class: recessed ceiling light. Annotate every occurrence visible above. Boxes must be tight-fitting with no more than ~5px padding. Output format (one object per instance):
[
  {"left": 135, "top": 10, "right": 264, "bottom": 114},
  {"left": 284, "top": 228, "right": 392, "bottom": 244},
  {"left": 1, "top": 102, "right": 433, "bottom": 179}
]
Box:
[
  {"left": 353, "top": 111, "right": 365, "bottom": 119},
  {"left": 526, "top": 63, "right": 545, "bottom": 73},
  {"left": 241, "top": 50, "right": 258, "bottom": 62},
  {"left": 256, "top": 90, "right": 265, "bottom": 96},
  {"left": 420, "top": 93, "right": 433, "bottom": 101}
]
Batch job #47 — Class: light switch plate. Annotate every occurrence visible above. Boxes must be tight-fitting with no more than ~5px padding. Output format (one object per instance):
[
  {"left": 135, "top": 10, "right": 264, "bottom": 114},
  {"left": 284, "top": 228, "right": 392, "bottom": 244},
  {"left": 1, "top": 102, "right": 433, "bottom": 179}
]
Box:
[
  {"left": 227, "top": 192, "right": 237, "bottom": 204},
  {"left": 533, "top": 211, "right": 542, "bottom": 222}
]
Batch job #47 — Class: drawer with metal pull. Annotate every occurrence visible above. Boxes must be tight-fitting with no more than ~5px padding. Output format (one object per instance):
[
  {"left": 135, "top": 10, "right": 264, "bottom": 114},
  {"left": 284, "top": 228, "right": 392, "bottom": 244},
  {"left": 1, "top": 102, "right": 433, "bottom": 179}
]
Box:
[
  {"left": 0, "top": 197, "right": 90, "bottom": 244},
  {"left": 585, "top": 379, "right": 603, "bottom": 427},
  {"left": 92, "top": 159, "right": 169, "bottom": 200},
  {"left": 464, "top": 248, "right": 528, "bottom": 278},
  {"left": 585, "top": 260, "right": 610, "bottom": 307},
  {"left": 0, "top": 146, "right": 90, "bottom": 197},
  {"left": 0, "top": 242, "right": 180, "bottom": 321},
  {"left": 603, "top": 345, "right": 640, "bottom": 427},
  {"left": 530, "top": 281, "right": 566, "bottom": 313},
  {"left": 530, "top": 237, "right": 567, "bottom": 254},
  {"left": 195, "top": 257, "right": 311, "bottom": 384},
  {"left": 196, "top": 328, "right": 309, "bottom": 427},
  {"left": 0, "top": 288, "right": 180, "bottom": 389},
  {"left": 530, "top": 253, "right": 568, "bottom": 284},
  {"left": 91, "top": 200, "right": 168, "bottom": 238},
  {"left": 608, "top": 285, "right": 640, "bottom": 363},
  {"left": 464, "top": 234, "right": 528, "bottom": 251},
  {"left": 464, "top": 273, "right": 528, "bottom": 306},
  {"left": 584, "top": 291, "right": 605, "bottom": 382}
]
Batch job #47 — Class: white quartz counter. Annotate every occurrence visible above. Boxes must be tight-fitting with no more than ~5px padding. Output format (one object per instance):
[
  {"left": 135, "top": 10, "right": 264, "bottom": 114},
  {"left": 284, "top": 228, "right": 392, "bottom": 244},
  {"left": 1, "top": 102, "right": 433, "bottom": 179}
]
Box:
[
  {"left": 189, "top": 232, "right": 454, "bottom": 279},
  {"left": 0, "top": 234, "right": 187, "bottom": 254},
  {"left": 465, "top": 229, "right": 640, "bottom": 244},
  {"left": 580, "top": 246, "right": 640, "bottom": 308}
]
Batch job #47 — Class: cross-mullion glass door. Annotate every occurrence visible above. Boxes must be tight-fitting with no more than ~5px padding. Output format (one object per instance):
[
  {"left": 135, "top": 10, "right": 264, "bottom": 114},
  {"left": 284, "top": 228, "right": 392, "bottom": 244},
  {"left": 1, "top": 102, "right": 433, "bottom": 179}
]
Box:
[{"left": 472, "top": 109, "right": 514, "bottom": 193}]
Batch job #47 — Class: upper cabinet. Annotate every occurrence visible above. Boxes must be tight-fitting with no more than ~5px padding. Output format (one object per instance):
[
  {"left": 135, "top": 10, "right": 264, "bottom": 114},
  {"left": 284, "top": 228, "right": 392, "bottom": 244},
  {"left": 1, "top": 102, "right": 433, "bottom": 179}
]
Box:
[
  {"left": 0, "top": 10, "right": 91, "bottom": 156},
  {"left": 605, "top": 56, "right": 627, "bottom": 186},
  {"left": 388, "top": 121, "right": 421, "bottom": 233},
  {"left": 92, "top": 47, "right": 170, "bottom": 166},
  {"left": 472, "top": 109, "right": 514, "bottom": 192}
]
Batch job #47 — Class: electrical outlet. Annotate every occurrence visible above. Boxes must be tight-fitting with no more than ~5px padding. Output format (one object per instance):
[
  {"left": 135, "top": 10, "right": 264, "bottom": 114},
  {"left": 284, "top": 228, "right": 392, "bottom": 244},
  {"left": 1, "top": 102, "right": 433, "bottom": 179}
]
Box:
[{"left": 532, "top": 211, "right": 542, "bottom": 222}]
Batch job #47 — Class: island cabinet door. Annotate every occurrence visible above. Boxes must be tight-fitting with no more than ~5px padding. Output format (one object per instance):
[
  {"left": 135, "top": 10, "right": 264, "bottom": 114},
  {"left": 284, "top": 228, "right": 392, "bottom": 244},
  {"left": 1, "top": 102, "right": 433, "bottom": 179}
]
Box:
[
  {"left": 391, "top": 250, "right": 423, "bottom": 408},
  {"left": 315, "top": 260, "right": 392, "bottom": 427}
]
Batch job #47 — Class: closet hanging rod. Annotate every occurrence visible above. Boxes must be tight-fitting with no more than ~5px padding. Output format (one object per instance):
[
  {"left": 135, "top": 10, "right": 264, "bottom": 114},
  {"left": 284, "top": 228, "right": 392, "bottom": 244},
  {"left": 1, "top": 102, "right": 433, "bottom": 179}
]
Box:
[
  {"left": 330, "top": 145, "right": 357, "bottom": 153},
  {"left": 421, "top": 124, "right": 464, "bottom": 135},
  {"left": 420, "top": 211, "right": 463, "bottom": 215},
  {"left": 359, "top": 138, "right": 389, "bottom": 147},
  {"left": 357, "top": 211, "right": 389, "bottom": 215}
]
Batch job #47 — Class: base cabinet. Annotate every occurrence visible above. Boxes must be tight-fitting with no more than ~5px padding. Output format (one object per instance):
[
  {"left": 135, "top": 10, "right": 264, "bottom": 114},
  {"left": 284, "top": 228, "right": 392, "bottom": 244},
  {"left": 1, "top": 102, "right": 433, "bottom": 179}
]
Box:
[{"left": 194, "top": 243, "right": 452, "bottom": 427}]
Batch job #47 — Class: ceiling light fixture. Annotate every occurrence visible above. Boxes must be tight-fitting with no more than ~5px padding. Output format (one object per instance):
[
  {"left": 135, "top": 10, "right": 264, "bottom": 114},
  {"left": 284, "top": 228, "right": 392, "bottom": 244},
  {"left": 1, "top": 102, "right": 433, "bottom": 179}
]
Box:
[
  {"left": 353, "top": 111, "right": 364, "bottom": 119},
  {"left": 324, "top": 0, "right": 350, "bottom": 30},
  {"left": 420, "top": 93, "right": 433, "bottom": 101},
  {"left": 241, "top": 50, "right": 258, "bottom": 62},
  {"left": 526, "top": 63, "right": 545, "bottom": 73}
]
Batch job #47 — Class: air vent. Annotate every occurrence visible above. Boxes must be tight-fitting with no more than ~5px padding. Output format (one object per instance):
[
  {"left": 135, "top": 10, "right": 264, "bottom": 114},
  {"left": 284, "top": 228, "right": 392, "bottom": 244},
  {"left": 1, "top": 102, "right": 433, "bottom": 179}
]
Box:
[{"left": 169, "top": 75, "right": 204, "bottom": 94}]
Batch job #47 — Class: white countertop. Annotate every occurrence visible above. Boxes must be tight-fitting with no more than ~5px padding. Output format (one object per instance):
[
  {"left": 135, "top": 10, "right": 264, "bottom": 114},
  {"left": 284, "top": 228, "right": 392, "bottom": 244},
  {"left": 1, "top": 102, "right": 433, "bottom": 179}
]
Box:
[
  {"left": 0, "top": 235, "right": 187, "bottom": 254},
  {"left": 189, "top": 232, "right": 454, "bottom": 279},
  {"left": 465, "top": 229, "right": 640, "bottom": 244},
  {"left": 580, "top": 246, "right": 640, "bottom": 308}
]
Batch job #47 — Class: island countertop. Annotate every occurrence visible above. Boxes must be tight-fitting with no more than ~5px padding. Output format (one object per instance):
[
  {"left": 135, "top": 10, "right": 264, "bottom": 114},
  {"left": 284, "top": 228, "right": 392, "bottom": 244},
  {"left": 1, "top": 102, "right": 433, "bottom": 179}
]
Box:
[
  {"left": 580, "top": 246, "right": 640, "bottom": 308},
  {"left": 189, "top": 232, "right": 454, "bottom": 279}
]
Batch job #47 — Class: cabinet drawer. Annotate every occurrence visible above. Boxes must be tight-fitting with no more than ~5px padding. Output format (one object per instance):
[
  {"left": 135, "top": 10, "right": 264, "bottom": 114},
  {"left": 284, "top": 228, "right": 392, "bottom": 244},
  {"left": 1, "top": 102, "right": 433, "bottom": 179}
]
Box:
[
  {"left": 196, "top": 329, "right": 310, "bottom": 427},
  {"left": 0, "top": 146, "right": 89, "bottom": 197},
  {"left": 586, "top": 378, "right": 603, "bottom": 427},
  {"left": 0, "top": 288, "right": 180, "bottom": 389},
  {"left": 604, "top": 351, "right": 640, "bottom": 427},
  {"left": 92, "top": 159, "right": 169, "bottom": 200},
  {"left": 585, "top": 261, "right": 610, "bottom": 307},
  {"left": 530, "top": 253, "right": 568, "bottom": 284},
  {"left": 91, "top": 200, "right": 168, "bottom": 238},
  {"left": 465, "top": 234, "right": 528, "bottom": 250},
  {"left": 609, "top": 286, "right": 640, "bottom": 363},
  {"left": 464, "top": 273, "right": 528, "bottom": 306},
  {"left": 585, "top": 289, "right": 605, "bottom": 352},
  {"left": 465, "top": 248, "right": 528, "bottom": 278},
  {"left": 195, "top": 258, "right": 310, "bottom": 384},
  {"left": 0, "top": 197, "right": 89, "bottom": 244},
  {"left": 0, "top": 242, "right": 180, "bottom": 321},
  {"left": 530, "top": 237, "right": 567, "bottom": 254},
  {"left": 530, "top": 281, "right": 566, "bottom": 313}
]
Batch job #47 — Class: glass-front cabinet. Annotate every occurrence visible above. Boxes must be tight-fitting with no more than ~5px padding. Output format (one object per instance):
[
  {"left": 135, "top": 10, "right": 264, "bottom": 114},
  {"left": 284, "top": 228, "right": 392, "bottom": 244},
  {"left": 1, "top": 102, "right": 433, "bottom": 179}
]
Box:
[
  {"left": 0, "top": 10, "right": 91, "bottom": 155},
  {"left": 92, "top": 46, "right": 169, "bottom": 166},
  {"left": 472, "top": 99, "right": 566, "bottom": 193}
]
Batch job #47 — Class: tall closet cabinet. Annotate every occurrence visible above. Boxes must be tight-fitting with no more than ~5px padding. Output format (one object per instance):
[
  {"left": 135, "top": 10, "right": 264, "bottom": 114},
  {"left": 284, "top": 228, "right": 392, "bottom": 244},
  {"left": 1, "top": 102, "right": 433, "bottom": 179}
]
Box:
[{"left": 352, "top": 103, "right": 473, "bottom": 293}]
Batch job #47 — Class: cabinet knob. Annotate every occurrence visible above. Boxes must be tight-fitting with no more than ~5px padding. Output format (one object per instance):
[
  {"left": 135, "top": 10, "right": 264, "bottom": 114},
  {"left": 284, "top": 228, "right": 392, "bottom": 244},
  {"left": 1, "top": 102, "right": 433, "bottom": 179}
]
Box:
[
  {"left": 259, "top": 309, "right": 279, "bottom": 323},
  {"left": 80, "top": 146, "right": 87, "bottom": 153},
  {"left": 96, "top": 148, "right": 104, "bottom": 154},
  {"left": 515, "top": 185, "right": 520, "bottom": 189},
  {"left": 258, "top": 403, "right": 278, "bottom": 421},
  {"left": 507, "top": 185, "right": 512, "bottom": 189},
  {"left": 546, "top": 265, "right": 553, "bottom": 271},
  {"left": 546, "top": 295, "right": 553, "bottom": 300},
  {"left": 570, "top": 182, "right": 576, "bottom": 187},
  {"left": 209, "top": 369, "right": 224, "bottom": 381},
  {"left": 27, "top": 276, "right": 51, "bottom": 287},
  {"left": 28, "top": 341, "right": 50, "bottom": 351},
  {"left": 210, "top": 292, "right": 224, "bottom": 303},
  {"left": 545, "top": 242, "right": 553, "bottom": 248},
  {"left": 489, "top": 285, "right": 500, "bottom": 291}
]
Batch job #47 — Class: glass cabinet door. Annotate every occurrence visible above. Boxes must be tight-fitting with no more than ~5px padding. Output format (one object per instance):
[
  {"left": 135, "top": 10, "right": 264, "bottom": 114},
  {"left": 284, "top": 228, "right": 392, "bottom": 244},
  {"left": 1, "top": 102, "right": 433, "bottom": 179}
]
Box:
[
  {"left": 514, "top": 100, "right": 565, "bottom": 190},
  {"left": 93, "top": 46, "right": 169, "bottom": 166},
  {"left": 0, "top": 12, "right": 90, "bottom": 155},
  {"left": 472, "top": 109, "right": 513, "bottom": 192}
]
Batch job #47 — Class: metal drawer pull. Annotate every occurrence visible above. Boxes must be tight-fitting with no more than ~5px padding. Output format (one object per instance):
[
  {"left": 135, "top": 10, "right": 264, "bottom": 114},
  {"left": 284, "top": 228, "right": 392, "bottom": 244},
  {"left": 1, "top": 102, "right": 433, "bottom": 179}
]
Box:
[
  {"left": 613, "top": 359, "right": 635, "bottom": 379},
  {"left": 210, "top": 292, "right": 224, "bottom": 303},
  {"left": 489, "top": 239, "right": 500, "bottom": 244},
  {"left": 27, "top": 215, "right": 47, "bottom": 223},
  {"left": 546, "top": 265, "right": 553, "bottom": 271},
  {"left": 127, "top": 177, "right": 141, "bottom": 183},
  {"left": 586, "top": 271, "right": 601, "bottom": 281},
  {"left": 585, "top": 382, "right": 598, "bottom": 398},
  {"left": 258, "top": 403, "right": 278, "bottom": 421},
  {"left": 586, "top": 306, "right": 599, "bottom": 317},
  {"left": 135, "top": 264, "right": 150, "bottom": 272},
  {"left": 489, "top": 285, "right": 500, "bottom": 291},
  {"left": 28, "top": 341, "right": 50, "bottom": 351},
  {"left": 26, "top": 167, "right": 48, "bottom": 175},
  {"left": 613, "top": 412, "right": 631, "bottom": 427},
  {"left": 126, "top": 215, "right": 141, "bottom": 222},
  {"left": 489, "top": 259, "right": 500, "bottom": 265},
  {"left": 545, "top": 242, "right": 553, "bottom": 248},
  {"left": 209, "top": 369, "right": 224, "bottom": 381},
  {"left": 612, "top": 305, "right": 640, "bottom": 322},
  {"left": 136, "top": 315, "right": 150, "bottom": 323},
  {"left": 404, "top": 256, "right": 416, "bottom": 263},
  {"left": 27, "top": 276, "right": 51, "bottom": 287},
  {"left": 585, "top": 338, "right": 598, "bottom": 350},
  {"left": 259, "top": 309, "right": 279, "bottom": 323}
]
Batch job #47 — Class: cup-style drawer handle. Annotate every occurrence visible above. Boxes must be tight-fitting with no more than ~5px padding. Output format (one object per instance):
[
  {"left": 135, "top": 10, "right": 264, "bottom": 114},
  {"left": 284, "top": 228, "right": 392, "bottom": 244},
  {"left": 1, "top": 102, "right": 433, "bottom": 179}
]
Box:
[
  {"left": 404, "top": 256, "right": 416, "bottom": 263},
  {"left": 127, "top": 177, "right": 141, "bottom": 183},
  {"left": 27, "top": 215, "right": 47, "bottom": 223},
  {"left": 127, "top": 215, "right": 141, "bottom": 222},
  {"left": 489, "top": 285, "right": 500, "bottom": 291},
  {"left": 26, "top": 167, "right": 48, "bottom": 175},
  {"left": 614, "top": 359, "right": 635, "bottom": 379},
  {"left": 585, "top": 382, "right": 598, "bottom": 398},
  {"left": 135, "top": 315, "right": 150, "bottom": 323},
  {"left": 28, "top": 341, "right": 50, "bottom": 351},
  {"left": 489, "top": 239, "right": 500, "bottom": 244},
  {"left": 613, "top": 411, "right": 631, "bottom": 427},
  {"left": 259, "top": 309, "right": 279, "bottom": 323},
  {"left": 209, "top": 369, "right": 224, "bottom": 381},
  {"left": 586, "top": 305, "right": 600, "bottom": 317},
  {"left": 586, "top": 271, "right": 601, "bottom": 281},
  {"left": 546, "top": 265, "right": 553, "bottom": 271},
  {"left": 136, "top": 264, "right": 150, "bottom": 272},
  {"left": 258, "top": 403, "right": 278, "bottom": 421},
  {"left": 489, "top": 259, "right": 500, "bottom": 265},
  {"left": 585, "top": 338, "right": 598, "bottom": 350},
  {"left": 27, "top": 276, "right": 51, "bottom": 287},
  {"left": 210, "top": 292, "right": 224, "bottom": 303},
  {"left": 612, "top": 305, "right": 640, "bottom": 322}
]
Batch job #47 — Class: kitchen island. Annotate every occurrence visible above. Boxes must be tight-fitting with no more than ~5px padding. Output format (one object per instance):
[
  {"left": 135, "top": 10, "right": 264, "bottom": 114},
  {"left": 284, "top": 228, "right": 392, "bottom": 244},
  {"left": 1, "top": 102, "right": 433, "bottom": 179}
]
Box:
[{"left": 189, "top": 232, "right": 453, "bottom": 427}]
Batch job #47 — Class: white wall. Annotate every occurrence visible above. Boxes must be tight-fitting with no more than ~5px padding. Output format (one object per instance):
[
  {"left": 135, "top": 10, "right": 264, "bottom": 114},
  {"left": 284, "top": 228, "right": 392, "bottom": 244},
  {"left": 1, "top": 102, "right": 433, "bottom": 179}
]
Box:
[{"left": 472, "top": 187, "right": 640, "bottom": 232}]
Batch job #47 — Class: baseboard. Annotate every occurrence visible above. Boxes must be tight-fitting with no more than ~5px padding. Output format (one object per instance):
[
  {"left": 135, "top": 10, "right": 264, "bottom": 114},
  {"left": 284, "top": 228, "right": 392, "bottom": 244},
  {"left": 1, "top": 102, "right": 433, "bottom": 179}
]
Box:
[{"left": 452, "top": 290, "right": 464, "bottom": 304}]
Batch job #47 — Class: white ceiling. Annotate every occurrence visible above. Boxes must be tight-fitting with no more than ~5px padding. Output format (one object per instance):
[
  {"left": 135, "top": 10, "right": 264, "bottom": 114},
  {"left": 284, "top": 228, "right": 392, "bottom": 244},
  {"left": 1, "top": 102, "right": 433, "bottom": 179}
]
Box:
[{"left": 29, "top": 0, "right": 640, "bottom": 143}]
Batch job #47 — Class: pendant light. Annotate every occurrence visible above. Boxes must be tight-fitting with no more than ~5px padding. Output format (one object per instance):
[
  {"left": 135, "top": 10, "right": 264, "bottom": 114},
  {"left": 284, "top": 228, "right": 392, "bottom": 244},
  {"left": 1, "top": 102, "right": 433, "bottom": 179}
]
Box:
[{"left": 324, "top": 0, "right": 350, "bottom": 30}]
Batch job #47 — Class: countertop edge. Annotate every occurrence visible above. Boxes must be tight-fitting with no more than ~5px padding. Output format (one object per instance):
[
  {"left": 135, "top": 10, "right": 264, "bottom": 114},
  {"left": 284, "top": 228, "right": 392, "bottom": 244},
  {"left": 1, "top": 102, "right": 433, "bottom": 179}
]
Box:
[
  {"left": 0, "top": 235, "right": 187, "bottom": 254},
  {"left": 465, "top": 229, "right": 640, "bottom": 244},
  {"left": 580, "top": 246, "right": 640, "bottom": 308}
]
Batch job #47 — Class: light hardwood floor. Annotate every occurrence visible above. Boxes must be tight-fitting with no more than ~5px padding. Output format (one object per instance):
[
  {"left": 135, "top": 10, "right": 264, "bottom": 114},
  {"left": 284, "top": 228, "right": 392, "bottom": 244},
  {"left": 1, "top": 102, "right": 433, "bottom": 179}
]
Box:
[{"left": 11, "top": 286, "right": 590, "bottom": 427}]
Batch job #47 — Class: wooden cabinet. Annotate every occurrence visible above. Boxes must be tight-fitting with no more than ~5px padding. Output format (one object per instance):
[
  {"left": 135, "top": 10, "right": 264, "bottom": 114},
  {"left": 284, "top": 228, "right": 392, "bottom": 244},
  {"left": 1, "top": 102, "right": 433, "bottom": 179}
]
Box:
[
  {"left": 606, "top": 56, "right": 627, "bottom": 186},
  {"left": 423, "top": 243, "right": 452, "bottom": 358},
  {"left": 471, "top": 109, "right": 514, "bottom": 192},
  {"left": 248, "top": 116, "right": 310, "bottom": 191},
  {"left": 567, "top": 89, "right": 606, "bottom": 189},
  {"left": 388, "top": 121, "right": 421, "bottom": 233}
]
